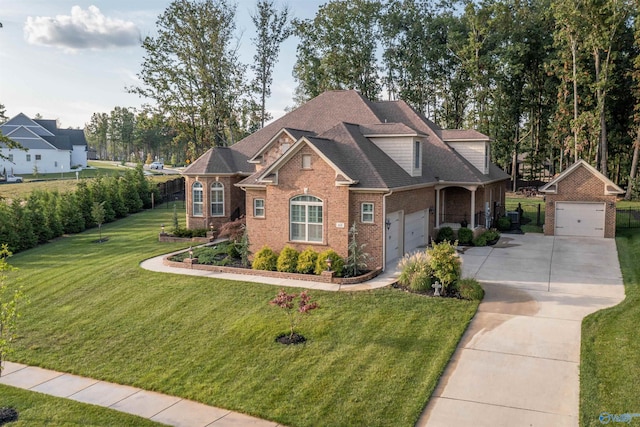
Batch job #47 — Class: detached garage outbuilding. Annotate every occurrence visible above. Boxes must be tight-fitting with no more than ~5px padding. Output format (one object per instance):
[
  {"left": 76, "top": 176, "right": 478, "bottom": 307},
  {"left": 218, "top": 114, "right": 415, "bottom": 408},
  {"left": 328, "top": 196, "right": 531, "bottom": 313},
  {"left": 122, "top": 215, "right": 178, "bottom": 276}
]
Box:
[{"left": 539, "top": 160, "right": 624, "bottom": 238}]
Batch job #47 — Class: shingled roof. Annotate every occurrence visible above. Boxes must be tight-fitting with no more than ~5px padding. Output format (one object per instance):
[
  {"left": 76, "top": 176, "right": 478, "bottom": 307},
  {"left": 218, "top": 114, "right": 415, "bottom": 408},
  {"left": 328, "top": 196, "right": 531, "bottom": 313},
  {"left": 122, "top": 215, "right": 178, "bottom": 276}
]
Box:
[{"left": 188, "top": 90, "right": 509, "bottom": 188}]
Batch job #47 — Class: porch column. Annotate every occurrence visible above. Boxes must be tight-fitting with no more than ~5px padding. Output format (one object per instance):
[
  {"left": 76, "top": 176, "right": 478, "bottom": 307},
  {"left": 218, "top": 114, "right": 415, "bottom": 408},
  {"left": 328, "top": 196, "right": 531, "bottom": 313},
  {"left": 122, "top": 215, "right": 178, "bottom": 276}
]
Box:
[
  {"left": 435, "top": 188, "right": 441, "bottom": 228},
  {"left": 470, "top": 188, "right": 476, "bottom": 229}
]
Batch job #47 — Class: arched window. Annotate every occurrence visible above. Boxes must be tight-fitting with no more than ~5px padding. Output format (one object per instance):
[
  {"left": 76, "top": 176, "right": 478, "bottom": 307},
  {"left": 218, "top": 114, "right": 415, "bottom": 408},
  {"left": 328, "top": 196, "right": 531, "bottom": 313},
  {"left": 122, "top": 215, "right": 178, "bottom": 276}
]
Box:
[
  {"left": 290, "top": 195, "right": 323, "bottom": 242},
  {"left": 211, "top": 182, "right": 224, "bottom": 216},
  {"left": 192, "top": 182, "right": 203, "bottom": 216}
]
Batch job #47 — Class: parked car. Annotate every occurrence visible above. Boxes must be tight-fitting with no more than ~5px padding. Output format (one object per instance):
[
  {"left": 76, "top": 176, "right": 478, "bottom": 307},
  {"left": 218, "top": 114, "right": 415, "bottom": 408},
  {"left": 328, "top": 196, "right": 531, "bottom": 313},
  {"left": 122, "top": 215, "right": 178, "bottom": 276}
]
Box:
[
  {"left": 150, "top": 161, "right": 164, "bottom": 170},
  {"left": 4, "top": 174, "right": 23, "bottom": 183}
]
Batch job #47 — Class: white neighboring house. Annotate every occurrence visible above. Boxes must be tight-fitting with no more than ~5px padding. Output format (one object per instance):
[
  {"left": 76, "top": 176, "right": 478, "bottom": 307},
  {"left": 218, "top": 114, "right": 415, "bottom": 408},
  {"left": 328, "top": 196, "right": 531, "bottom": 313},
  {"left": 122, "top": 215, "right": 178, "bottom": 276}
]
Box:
[{"left": 0, "top": 113, "right": 88, "bottom": 175}]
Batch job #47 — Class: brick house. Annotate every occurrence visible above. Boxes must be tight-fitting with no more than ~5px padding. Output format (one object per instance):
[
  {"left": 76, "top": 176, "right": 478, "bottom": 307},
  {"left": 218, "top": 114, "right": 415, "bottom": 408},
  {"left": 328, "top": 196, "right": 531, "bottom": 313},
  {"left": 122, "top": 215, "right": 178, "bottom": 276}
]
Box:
[
  {"left": 183, "top": 90, "right": 509, "bottom": 270},
  {"left": 539, "top": 159, "right": 623, "bottom": 238}
]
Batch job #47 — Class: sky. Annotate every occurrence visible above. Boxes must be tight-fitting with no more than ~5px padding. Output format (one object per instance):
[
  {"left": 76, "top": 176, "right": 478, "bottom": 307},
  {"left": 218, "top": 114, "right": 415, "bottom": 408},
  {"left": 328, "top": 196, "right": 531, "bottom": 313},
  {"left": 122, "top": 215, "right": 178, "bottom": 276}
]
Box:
[{"left": 0, "top": 0, "right": 325, "bottom": 129}]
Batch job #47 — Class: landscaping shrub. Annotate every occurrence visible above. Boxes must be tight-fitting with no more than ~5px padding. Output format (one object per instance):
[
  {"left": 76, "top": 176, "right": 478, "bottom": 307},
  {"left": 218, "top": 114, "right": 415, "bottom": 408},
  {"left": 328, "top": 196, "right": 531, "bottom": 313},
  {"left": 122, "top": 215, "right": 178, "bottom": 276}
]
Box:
[
  {"left": 171, "top": 228, "right": 208, "bottom": 238},
  {"left": 219, "top": 217, "right": 246, "bottom": 242},
  {"left": 344, "top": 222, "right": 370, "bottom": 277},
  {"left": 315, "top": 249, "right": 345, "bottom": 276},
  {"left": 296, "top": 248, "right": 318, "bottom": 274},
  {"left": 277, "top": 246, "right": 299, "bottom": 273},
  {"left": 472, "top": 234, "right": 488, "bottom": 247},
  {"left": 252, "top": 246, "right": 278, "bottom": 271},
  {"left": 397, "top": 252, "right": 432, "bottom": 292},
  {"left": 427, "top": 240, "right": 461, "bottom": 295},
  {"left": 456, "top": 278, "right": 484, "bottom": 300},
  {"left": 436, "top": 226, "right": 455, "bottom": 243},
  {"left": 483, "top": 229, "right": 500, "bottom": 244},
  {"left": 457, "top": 227, "right": 473, "bottom": 245},
  {"left": 497, "top": 216, "right": 512, "bottom": 231}
]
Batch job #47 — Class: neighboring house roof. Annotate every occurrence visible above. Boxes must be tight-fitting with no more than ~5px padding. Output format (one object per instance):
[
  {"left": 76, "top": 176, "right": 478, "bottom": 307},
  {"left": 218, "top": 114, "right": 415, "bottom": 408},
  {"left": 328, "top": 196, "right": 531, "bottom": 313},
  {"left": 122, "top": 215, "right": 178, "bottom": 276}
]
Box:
[
  {"left": 188, "top": 90, "right": 510, "bottom": 189},
  {"left": 0, "top": 113, "right": 88, "bottom": 151},
  {"left": 539, "top": 159, "right": 624, "bottom": 195},
  {"left": 441, "top": 129, "right": 490, "bottom": 141}
]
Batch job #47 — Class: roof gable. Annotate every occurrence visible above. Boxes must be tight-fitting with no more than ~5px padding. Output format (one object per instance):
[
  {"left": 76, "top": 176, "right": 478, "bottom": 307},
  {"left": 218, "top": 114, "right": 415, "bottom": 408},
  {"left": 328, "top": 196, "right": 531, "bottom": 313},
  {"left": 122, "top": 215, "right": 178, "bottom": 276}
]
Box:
[
  {"left": 539, "top": 159, "right": 624, "bottom": 195},
  {"left": 254, "top": 136, "right": 357, "bottom": 186},
  {"left": 231, "top": 90, "right": 382, "bottom": 158},
  {"left": 248, "top": 128, "right": 317, "bottom": 163}
]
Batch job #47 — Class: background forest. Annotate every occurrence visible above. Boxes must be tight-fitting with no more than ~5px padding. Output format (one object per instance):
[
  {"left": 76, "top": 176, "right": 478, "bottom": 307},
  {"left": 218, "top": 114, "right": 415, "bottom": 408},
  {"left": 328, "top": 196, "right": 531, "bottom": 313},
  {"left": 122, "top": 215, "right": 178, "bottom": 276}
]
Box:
[{"left": 75, "top": 0, "right": 640, "bottom": 197}]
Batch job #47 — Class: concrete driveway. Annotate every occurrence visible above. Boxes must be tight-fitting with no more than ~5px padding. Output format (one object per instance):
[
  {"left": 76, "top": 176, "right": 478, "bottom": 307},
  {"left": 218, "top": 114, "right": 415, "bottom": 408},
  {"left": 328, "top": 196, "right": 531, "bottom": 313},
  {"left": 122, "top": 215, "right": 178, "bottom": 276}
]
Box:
[{"left": 418, "top": 234, "right": 625, "bottom": 427}]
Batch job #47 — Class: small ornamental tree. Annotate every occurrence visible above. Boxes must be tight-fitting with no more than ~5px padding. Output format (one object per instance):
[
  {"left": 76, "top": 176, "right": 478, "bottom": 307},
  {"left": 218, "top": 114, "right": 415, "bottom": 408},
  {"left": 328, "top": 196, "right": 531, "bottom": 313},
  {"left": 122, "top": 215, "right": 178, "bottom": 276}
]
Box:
[
  {"left": 0, "top": 244, "right": 27, "bottom": 377},
  {"left": 344, "top": 222, "right": 370, "bottom": 277},
  {"left": 91, "top": 201, "right": 106, "bottom": 243},
  {"left": 269, "top": 289, "right": 318, "bottom": 341},
  {"left": 427, "top": 240, "right": 461, "bottom": 296}
]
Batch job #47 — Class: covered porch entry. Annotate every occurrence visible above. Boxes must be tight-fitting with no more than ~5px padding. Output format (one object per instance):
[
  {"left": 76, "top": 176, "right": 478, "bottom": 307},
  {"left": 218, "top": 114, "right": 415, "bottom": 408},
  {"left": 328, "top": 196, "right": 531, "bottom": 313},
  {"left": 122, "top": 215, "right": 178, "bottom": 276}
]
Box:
[{"left": 435, "top": 184, "right": 492, "bottom": 230}]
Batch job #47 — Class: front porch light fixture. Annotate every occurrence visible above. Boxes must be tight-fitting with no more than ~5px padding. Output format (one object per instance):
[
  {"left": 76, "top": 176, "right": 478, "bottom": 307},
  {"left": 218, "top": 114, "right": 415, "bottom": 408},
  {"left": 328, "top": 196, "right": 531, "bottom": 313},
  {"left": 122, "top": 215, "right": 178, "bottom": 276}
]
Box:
[
  {"left": 385, "top": 218, "right": 391, "bottom": 230},
  {"left": 326, "top": 257, "right": 332, "bottom": 271},
  {"left": 189, "top": 246, "right": 193, "bottom": 259}
]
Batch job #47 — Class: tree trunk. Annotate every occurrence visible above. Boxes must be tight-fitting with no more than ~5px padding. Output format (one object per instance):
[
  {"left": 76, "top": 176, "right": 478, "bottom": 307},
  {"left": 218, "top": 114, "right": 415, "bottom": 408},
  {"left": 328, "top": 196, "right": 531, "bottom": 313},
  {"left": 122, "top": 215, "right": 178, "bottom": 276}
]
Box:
[
  {"left": 571, "top": 36, "right": 579, "bottom": 163},
  {"left": 625, "top": 127, "right": 640, "bottom": 200}
]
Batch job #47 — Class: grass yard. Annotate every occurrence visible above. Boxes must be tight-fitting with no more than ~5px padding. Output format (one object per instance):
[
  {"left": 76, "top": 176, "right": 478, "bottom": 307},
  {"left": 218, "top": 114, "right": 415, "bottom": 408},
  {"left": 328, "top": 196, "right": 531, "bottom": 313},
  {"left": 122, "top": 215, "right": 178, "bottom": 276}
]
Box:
[
  {"left": 504, "top": 195, "right": 545, "bottom": 233},
  {"left": 4, "top": 206, "right": 478, "bottom": 427},
  {"left": 580, "top": 229, "right": 640, "bottom": 426},
  {"left": 0, "top": 384, "right": 163, "bottom": 426}
]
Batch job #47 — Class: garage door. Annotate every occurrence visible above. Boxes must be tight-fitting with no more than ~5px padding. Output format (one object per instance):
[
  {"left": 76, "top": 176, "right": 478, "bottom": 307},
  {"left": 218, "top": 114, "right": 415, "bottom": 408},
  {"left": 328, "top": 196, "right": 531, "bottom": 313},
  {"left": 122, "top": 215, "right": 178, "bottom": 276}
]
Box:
[
  {"left": 404, "top": 210, "right": 427, "bottom": 254},
  {"left": 555, "top": 202, "right": 605, "bottom": 237},
  {"left": 385, "top": 211, "right": 402, "bottom": 264}
]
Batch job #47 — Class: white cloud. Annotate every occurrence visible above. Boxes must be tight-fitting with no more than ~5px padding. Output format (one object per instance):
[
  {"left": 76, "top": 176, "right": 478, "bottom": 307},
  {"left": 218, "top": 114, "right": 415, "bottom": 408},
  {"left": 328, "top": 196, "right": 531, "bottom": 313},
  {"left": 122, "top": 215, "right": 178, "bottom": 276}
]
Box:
[{"left": 24, "top": 5, "right": 140, "bottom": 51}]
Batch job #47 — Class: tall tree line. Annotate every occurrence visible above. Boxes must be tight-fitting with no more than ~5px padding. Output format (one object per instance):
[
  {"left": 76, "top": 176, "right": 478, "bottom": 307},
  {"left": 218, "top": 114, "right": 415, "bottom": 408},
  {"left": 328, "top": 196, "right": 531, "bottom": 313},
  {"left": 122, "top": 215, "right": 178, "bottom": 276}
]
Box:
[
  {"left": 292, "top": 0, "right": 638, "bottom": 188},
  {"left": 85, "top": 0, "right": 638, "bottom": 190}
]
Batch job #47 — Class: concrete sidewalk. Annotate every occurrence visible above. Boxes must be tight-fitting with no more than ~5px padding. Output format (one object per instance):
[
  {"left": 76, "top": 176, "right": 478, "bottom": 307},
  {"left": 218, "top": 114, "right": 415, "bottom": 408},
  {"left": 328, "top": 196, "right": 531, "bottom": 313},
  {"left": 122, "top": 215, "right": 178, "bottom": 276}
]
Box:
[
  {"left": 418, "top": 234, "right": 625, "bottom": 427},
  {"left": 0, "top": 361, "right": 282, "bottom": 427}
]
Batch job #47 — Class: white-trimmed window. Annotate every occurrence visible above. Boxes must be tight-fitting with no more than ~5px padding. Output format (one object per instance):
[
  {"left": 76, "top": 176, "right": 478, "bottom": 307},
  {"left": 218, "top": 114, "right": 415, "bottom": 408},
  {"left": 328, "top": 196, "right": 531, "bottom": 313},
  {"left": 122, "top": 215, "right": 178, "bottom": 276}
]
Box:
[
  {"left": 35, "top": 154, "right": 42, "bottom": 160},
  {"left": 8, "top": 154, "right": 13, "bottom": 162},
  {"left": 290, "top": 195, "right": 323, "bottom": 242},
  {"left": 302, "top": 154, "right": 312, "bottom": 169},
  {"left": 192, "top": 182, "right": 203, "bottom": 216},
  {"left": 414, "top": 140, "right": 421, "bottom": 169},
  {"left": 26, "top": 154, "right": 31, "bottom": 162},
  {"left": 254, "top": 198, "right": 265, "bottom": 217},
  {"left": 211, "top": 182, "right": 224, "bottom": 216},
  {"left": 361, "top": 202, "right": 374, "bottom": 223}
]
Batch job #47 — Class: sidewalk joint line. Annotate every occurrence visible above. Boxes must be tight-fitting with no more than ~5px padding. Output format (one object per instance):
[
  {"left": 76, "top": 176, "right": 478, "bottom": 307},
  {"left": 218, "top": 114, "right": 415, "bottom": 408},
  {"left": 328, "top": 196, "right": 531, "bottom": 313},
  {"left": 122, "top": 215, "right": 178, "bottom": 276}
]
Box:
[
  {"left": 435, "top": 396, "right": 577, "bottom": 417},
  {"left": 462, "top": 347, "right": 580, "bottom": 364}
]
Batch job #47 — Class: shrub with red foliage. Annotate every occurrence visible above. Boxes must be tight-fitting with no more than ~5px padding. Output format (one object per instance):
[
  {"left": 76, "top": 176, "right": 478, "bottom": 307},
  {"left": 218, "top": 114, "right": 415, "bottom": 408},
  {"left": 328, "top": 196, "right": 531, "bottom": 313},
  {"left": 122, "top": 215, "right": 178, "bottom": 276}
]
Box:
[{"left": 218, "top": 216, "right": 246, "bottom": 241}]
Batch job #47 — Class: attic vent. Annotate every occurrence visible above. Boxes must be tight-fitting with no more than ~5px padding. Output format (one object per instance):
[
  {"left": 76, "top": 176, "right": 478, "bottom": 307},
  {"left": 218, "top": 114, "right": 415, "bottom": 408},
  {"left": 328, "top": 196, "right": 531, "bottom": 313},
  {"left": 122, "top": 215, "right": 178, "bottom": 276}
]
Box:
[{"left": 606, "top": 185, "right": 617, "bottom": 193}]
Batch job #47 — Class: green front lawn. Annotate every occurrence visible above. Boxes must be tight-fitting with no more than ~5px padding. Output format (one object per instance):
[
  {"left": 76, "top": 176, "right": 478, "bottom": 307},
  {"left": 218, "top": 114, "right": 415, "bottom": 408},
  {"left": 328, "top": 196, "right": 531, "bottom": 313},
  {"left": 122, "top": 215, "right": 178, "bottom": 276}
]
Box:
[
  {"left": 5, "top": 206, "right": 478, "bottom": 427},
  {"left": 0, "top": 384, "right": 163, "bottom": 426},
  {"left": 580, "top": 229, "right": 640, "bottom": 426}
]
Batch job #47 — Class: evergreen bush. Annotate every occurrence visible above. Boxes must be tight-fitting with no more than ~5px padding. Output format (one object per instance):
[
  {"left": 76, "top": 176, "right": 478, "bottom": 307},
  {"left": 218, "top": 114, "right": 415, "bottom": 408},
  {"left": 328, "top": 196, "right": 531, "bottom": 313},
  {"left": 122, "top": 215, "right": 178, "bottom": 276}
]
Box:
[
  {"left": 457, "top": 227, "right": 473, "bottom": 245},
  {"left": 436, "top": 226, "right": 455, "bottom": 243},
  {"left": 297, "top": 248, "right": 318, "bottom": 274},
  {"left": 252, "top": 246, "right": 278, "bottom": 271},
  {"left": 315, "top": 249, "right": 344, "bottom": 276},
  {"left": 277, "top": 246, "right": 299, "bottom": 273}
]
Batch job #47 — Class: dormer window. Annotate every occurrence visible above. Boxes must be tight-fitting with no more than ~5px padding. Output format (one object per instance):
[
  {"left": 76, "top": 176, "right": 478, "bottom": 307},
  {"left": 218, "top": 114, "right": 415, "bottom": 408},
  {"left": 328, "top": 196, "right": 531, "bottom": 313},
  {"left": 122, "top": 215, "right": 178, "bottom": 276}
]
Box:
[{"left": 414, "top": 141, "right": 421, "bottom": 169}]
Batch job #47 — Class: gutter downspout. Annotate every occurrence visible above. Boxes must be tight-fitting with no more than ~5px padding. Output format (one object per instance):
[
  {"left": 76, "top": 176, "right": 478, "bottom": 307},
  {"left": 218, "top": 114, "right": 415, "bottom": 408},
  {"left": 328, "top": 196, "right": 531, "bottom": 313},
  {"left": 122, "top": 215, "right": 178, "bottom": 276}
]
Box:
[{"left": 382, "top": 189, "right": 393, "bottom": 272}]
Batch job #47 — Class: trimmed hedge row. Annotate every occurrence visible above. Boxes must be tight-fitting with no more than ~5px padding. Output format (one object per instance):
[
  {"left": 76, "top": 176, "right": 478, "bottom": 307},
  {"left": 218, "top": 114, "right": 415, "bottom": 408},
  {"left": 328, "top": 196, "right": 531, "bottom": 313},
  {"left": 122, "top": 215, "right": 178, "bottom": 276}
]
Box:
[
  {"left": 253, "top": 245, "right": 345, "bottom": 277},
  {"left": 0, "top": 164, "right": 158, "bottom": 253}
]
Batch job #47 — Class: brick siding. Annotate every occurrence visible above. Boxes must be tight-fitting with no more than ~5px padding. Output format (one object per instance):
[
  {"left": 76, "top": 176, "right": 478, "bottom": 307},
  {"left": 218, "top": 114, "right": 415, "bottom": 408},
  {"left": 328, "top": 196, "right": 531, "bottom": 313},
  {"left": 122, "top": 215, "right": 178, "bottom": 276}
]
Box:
[
  {"left": 543, "top": 165, "right": 617, "bottom": 238},
  {"left": 184, "top": 175, "right": 246, "bottom": 230}
]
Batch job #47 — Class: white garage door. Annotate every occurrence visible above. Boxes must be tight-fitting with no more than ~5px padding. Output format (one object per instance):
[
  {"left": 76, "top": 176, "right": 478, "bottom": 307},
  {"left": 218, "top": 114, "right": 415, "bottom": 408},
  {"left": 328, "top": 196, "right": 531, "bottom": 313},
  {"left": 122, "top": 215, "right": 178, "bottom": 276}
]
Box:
[
  {"left": 385, "top": 211, "right": 402, "bottom": 264},
  {"left": 555, "top": 202, "right": 605, "bottom": 237},
  {"left": 404, "top": 210, "right": 427, "bottom": 254}
]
